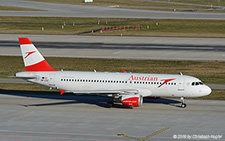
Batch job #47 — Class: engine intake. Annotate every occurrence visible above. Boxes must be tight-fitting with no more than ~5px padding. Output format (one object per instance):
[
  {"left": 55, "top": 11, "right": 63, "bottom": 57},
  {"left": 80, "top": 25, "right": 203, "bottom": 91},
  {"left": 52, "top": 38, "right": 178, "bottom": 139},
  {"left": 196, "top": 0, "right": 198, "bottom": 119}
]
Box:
[{"left": 121, "top": 94, "right": 143, "bottom": 107}]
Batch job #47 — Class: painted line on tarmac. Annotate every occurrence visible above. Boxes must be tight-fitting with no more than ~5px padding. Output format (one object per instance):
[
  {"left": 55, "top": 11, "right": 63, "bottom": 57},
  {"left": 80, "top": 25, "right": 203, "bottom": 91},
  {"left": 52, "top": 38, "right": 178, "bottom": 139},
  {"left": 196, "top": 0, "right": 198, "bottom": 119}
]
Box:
[
  {"left": 142, "top": 104, "right": 225, "bottom": 110},
  {"left": 114, "top": 126, "right": 170, "bottom": 141}
]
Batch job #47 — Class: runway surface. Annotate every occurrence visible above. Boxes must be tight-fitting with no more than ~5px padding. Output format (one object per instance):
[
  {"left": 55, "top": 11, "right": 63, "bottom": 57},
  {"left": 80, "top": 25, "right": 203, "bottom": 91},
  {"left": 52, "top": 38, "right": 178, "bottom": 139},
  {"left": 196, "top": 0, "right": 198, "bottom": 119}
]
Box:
[
  {"left": 1, "top": 34, "right": 225, "bottom": 61},
  {"left": 1, "top": 0, "right": 225, "bottom": 19},
  {"left": 0, "top": 91, "right": 224, "bottom": 141}
]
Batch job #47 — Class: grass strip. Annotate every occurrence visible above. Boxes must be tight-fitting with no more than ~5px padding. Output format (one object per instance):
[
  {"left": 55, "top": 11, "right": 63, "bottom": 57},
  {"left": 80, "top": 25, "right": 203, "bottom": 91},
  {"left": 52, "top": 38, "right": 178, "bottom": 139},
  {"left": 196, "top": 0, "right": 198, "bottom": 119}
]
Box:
[
  {"left": 0, "top": 5, "right": 43, "bottom": 11},
  {"left": 159, "top": 0, "right": 225, "bottom": 6},
  {"left": 0, "top": 16, "right": 225, "bottom": 37}
]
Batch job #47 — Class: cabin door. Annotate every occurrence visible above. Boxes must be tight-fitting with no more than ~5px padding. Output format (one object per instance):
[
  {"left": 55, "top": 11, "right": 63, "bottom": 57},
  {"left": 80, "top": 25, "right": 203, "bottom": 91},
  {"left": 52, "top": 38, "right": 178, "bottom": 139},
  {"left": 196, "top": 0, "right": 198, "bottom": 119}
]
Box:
[
  {"left": 49, "top": 74, "right": 56, "bottom": 88},
  {"left": 178, "top": 79, "right": 185, "bottom": 91}
]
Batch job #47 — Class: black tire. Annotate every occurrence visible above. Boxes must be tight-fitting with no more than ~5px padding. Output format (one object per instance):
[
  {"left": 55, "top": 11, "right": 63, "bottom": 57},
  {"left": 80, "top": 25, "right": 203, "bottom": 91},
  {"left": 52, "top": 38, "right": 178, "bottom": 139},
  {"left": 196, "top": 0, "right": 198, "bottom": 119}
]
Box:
[
  {"left": 106, "top": 102, "right": 113, "bottom": 108},
  {"left": 181, "top": 103, "right": 187, "bottom": 108}
]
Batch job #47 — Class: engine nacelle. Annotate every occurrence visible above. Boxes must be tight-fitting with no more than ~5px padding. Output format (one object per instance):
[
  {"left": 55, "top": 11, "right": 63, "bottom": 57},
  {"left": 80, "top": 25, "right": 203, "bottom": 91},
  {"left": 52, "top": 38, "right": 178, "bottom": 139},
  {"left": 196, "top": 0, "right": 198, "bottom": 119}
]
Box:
[{"left": 121, "top": 94, "right": 143, "bottom": 107}]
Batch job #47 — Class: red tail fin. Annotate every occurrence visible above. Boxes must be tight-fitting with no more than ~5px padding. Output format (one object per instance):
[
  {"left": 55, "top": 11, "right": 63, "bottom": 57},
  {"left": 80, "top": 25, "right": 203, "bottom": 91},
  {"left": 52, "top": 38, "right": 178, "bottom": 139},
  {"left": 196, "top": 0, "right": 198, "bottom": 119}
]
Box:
[{"left": 19, "top": 38, "right": 57, "bottom": 71}]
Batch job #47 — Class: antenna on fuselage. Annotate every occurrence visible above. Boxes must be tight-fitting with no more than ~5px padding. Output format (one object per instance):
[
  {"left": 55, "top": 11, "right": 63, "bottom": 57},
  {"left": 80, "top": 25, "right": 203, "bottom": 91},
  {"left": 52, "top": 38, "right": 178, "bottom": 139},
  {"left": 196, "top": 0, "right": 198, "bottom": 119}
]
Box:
[{"left": 180, "top": 72, "right": 183, "bottom": 75}]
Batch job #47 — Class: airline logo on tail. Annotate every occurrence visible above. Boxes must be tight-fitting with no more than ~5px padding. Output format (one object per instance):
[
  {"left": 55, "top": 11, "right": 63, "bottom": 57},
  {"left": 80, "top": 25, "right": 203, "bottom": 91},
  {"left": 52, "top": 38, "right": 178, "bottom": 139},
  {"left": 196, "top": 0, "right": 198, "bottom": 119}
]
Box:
[
  {"left": 25, "top": 51, "right": 36, "bottom": 59},
  {"left": 18, "top": 38, "right": 57, "bottom": 72}
]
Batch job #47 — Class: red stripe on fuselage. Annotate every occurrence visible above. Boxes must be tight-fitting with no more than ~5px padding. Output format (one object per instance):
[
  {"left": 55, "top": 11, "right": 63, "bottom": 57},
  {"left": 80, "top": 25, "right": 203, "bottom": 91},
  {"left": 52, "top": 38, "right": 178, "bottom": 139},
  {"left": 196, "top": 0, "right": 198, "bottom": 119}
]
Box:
[
  {"left": 18, "top": 38, "right": 33, "bottom": 45},
  {"left": 158, "top": 78, "right": 175, "bottom": 88},
  {"left": 25, "top": 60, "right": 57, "bottom": 71}
]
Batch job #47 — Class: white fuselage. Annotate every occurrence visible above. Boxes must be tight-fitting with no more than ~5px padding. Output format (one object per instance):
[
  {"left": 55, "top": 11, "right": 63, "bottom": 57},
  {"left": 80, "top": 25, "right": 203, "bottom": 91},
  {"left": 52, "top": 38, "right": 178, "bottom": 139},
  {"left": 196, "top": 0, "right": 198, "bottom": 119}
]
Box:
[{"left": 16, "top": 71, "right": 212, "bottom": 98}]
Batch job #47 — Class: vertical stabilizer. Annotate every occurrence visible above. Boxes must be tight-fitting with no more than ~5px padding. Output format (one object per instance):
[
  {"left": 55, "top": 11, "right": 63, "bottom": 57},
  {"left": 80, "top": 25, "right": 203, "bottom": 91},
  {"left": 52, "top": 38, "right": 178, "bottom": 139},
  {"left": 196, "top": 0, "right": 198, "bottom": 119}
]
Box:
[{"left": 18, "top": 38, "right": 56, "bottom": 71}]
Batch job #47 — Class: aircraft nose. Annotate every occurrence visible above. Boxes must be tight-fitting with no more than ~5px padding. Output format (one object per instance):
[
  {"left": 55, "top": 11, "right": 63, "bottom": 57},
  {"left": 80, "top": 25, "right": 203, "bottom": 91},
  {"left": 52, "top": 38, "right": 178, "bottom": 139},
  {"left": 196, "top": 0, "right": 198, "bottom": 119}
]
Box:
[{"left": 204, "top": 85, "right": 212, "bottom": 96}]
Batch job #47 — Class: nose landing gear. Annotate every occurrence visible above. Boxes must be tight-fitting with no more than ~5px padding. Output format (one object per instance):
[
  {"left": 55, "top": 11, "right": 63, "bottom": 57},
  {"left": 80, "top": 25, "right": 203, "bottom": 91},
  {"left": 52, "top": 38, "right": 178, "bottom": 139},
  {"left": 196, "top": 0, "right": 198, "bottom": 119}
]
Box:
[{"left": 180, "top": 97, "right": 187, "bottom": 108}]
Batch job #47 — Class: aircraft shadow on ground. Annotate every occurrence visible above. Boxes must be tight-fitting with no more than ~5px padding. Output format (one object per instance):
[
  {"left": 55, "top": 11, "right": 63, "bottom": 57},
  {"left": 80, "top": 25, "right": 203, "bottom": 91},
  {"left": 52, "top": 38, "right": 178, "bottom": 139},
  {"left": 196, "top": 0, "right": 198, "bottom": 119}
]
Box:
[{"left": 0, "top": 89, "right": 181, "bottom": 108}]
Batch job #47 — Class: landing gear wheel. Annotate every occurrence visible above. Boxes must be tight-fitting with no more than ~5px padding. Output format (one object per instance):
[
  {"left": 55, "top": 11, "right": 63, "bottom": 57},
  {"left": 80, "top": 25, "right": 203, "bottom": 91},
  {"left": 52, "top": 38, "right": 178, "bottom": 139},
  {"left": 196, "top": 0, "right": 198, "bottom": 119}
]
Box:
[
  {"left": 181, "top": 103, "right": 187, "bottom": 108},
  {"left": 180, "top": 97, "right": 187, "bottom": 108},
  {"left": 106, "top": 102, "right": 113, "bottom": 108}
]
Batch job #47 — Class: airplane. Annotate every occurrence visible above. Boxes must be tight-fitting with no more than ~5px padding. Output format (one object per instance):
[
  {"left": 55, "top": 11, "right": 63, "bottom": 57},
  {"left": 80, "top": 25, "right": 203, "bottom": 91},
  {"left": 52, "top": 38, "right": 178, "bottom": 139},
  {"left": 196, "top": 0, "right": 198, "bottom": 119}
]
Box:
[{"left": 15, "top": 38, "right": 212, "bottom": 108}]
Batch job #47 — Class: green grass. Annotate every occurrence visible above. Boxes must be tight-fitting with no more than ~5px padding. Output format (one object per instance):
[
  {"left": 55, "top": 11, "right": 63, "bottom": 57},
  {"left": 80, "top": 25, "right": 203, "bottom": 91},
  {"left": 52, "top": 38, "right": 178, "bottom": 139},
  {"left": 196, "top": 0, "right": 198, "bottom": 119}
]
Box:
[
  {"left": 159, "top": 0, "right": 225, "bottom": 6},
  {"left": 0, "top": 5, "right": 43, "bottom": 11},
  {"left": 93, "top": 19, "right": 225, "bottom": 38},
  {"left": 0, "top": 83, "right": 52, "bottom": 92},
  {"left": 192, "top": 89, "right": 225, "bottom": 100},
  {"left": 0, "top": 83, "right": 224, "bottom": 100},
  {"left": 0, "top": 16, "right": 225, "bottom": 37},
  {"left": 1, "top": 56, "right": 225, "bottom": 85},
  {"left": 0, "top": 17, "right": 141, "bottom": 35}
]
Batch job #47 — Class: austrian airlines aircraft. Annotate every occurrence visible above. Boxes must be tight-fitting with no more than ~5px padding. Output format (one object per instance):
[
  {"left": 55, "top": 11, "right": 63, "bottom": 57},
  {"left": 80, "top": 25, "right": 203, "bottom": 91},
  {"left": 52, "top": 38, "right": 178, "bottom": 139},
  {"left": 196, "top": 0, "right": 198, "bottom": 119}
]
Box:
[{"left": 15, "top": 38, "right": 212, "bottom": 108}]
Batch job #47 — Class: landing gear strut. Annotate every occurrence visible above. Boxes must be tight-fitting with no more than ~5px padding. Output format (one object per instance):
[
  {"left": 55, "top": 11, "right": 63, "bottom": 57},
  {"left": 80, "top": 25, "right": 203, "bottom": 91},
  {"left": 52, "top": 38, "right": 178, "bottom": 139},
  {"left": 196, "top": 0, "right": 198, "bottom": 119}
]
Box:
[
  {"left": 180, "top": 97, "right": 187, "bottom": 108},
  {"left": 106, "top": 97, "right": 114, "bottom": 108}
]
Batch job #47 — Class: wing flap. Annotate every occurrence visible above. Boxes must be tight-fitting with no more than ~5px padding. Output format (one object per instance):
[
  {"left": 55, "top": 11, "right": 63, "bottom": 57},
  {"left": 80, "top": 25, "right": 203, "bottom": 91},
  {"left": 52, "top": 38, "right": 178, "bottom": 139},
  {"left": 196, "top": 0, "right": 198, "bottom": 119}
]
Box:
[{"left": 63, "top": 89, "right": 139, "bottom": 95}]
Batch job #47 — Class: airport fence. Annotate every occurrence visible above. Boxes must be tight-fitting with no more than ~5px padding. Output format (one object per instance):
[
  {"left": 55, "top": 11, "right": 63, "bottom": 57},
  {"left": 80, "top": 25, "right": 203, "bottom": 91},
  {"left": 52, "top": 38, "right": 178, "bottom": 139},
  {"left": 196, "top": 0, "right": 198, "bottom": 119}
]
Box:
[{"left": 100, "top": 24, "right": 141, "bottom": 33}]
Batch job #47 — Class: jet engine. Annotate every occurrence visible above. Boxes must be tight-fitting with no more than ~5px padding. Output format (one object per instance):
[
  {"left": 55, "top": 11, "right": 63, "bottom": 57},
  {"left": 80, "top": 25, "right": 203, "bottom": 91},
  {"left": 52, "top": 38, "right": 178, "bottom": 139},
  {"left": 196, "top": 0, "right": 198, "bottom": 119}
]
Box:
[{"left": 121, "top": 94, "right": 143, "bottom": 107}]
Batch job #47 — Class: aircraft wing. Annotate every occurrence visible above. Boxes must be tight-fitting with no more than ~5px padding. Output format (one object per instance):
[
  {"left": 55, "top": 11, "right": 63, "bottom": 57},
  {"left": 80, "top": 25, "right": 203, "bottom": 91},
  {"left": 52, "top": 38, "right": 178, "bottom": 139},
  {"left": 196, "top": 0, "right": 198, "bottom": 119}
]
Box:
[{"left": 61, "top": 89, "right": 139, "bottom": 95}]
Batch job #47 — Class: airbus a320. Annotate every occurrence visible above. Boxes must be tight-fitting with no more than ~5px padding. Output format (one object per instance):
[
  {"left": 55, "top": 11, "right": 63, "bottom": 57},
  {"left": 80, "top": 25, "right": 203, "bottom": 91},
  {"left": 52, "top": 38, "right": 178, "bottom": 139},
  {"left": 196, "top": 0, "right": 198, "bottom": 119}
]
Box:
[{"left": 15, "top": 38, "right": 212, "bottom": 108}]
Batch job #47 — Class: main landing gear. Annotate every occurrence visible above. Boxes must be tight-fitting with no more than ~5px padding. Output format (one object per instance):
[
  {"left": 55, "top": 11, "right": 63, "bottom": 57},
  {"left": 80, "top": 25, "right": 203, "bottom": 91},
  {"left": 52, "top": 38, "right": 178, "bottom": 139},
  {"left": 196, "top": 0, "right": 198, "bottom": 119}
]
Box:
[
  {"left": 180, "top": 97, "right": 187, "bottom": 108},
  {"left": 106, "top": 97, "right": 114, "bottom": 108}
]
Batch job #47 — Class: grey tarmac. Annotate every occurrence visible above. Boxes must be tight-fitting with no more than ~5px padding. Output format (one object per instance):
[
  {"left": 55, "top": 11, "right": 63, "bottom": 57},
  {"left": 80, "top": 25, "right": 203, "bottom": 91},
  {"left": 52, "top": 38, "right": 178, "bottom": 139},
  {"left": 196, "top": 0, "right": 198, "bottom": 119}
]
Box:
[
  {"left": 0, "top": 92, "right": 224, "bottom": 141},
  {"left": 0, "top": 0, "right": 225, "bottom": 19},
  {"left": 1, "top": 34, "right": 225, "bottom": 61}
]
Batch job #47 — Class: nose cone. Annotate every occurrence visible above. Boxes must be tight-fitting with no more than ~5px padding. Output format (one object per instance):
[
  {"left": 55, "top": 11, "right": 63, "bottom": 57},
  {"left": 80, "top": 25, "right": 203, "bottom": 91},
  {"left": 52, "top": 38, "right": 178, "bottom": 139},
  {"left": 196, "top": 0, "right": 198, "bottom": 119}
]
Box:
[{"left": 203, "top": 85, "right": 212, "bottom": 96}]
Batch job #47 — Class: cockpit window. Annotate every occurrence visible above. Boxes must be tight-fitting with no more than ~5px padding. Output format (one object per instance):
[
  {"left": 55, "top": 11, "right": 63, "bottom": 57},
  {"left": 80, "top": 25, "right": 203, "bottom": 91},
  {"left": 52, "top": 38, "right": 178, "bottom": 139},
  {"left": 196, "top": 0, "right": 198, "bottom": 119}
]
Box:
[{"left": 192, "top": 82, "right": 203, "bottom": 86}]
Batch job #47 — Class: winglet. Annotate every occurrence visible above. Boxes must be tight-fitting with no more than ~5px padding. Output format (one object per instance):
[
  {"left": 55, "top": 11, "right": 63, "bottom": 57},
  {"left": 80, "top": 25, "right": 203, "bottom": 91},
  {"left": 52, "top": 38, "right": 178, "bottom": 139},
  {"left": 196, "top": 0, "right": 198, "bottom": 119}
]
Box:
[
  {"left": 121, "top": 69, "right": 126, "bottom": 73},
  {"left": 59, "top": 89, "right": 65, "bottom": 95},
  {"left": 121, "top": 69, "right": 130, "bottom": 73}
]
